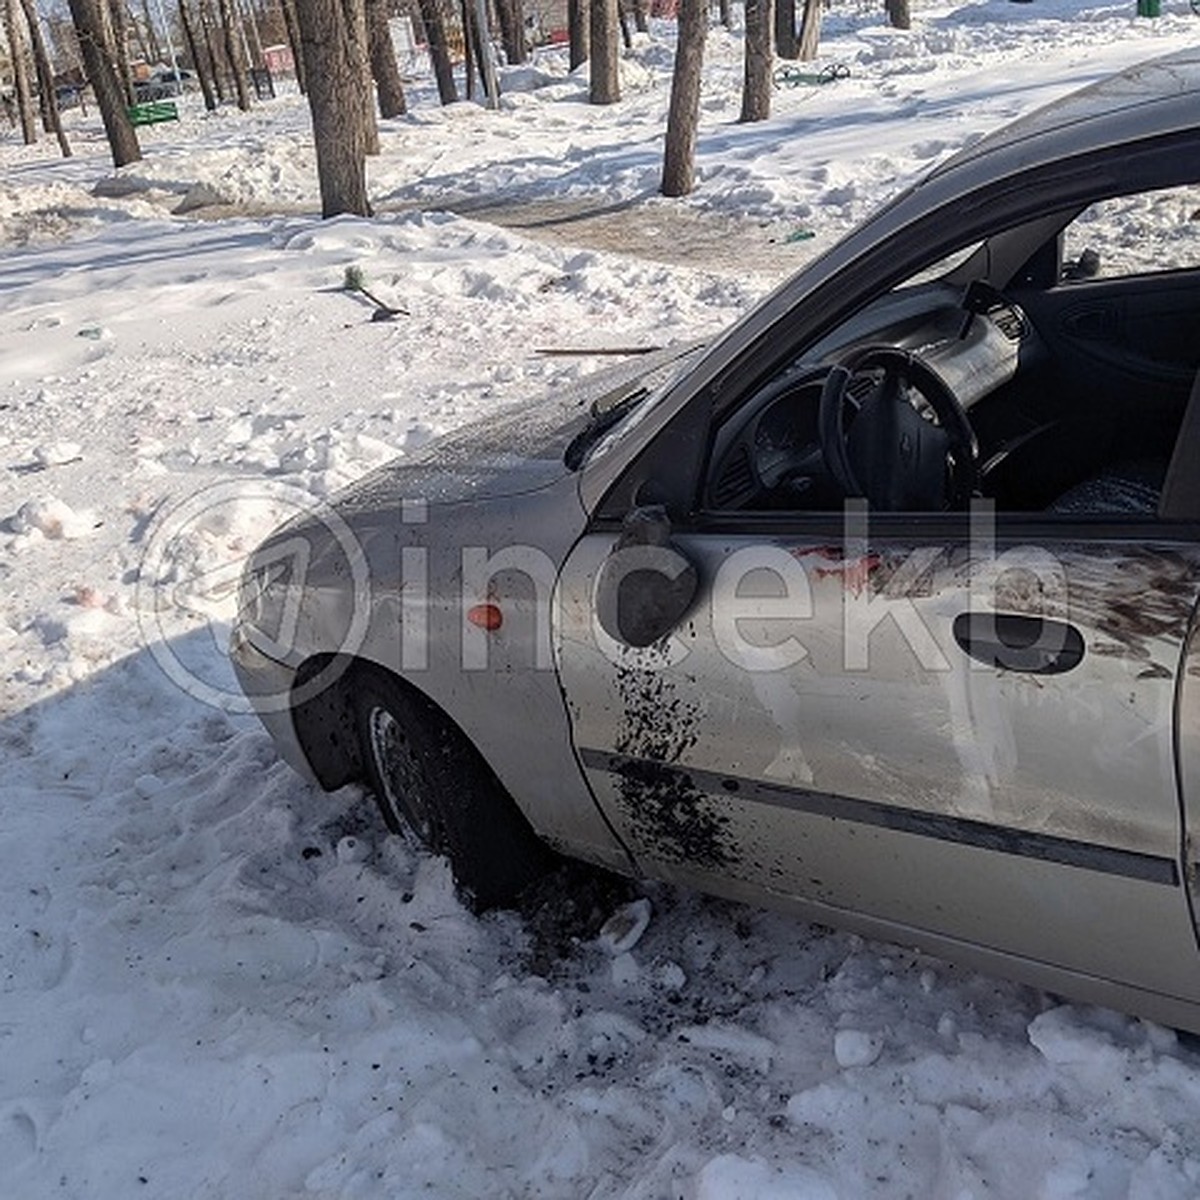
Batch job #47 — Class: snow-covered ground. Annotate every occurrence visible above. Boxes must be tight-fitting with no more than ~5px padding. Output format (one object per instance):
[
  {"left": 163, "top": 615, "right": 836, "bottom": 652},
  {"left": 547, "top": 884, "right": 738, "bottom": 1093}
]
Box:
[{"left": 5, "top": 2, "right": 1200, "bottom": 1195}]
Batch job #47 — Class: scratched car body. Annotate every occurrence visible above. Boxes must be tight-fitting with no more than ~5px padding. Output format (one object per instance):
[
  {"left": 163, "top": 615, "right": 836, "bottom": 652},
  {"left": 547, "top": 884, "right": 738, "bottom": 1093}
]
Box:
[{"left": 233, "top": 51, "right": 1200, "bottom": 1031}]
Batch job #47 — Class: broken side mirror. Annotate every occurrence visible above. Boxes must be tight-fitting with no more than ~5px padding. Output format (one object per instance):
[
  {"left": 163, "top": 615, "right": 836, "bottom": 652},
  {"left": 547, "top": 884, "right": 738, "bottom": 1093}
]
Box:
[
  {"left": 595, "top": 506, "right": 699, "bottom": 649},
  {"left": 1062, "top": 247, "right": 1100, "bottom": 281}
]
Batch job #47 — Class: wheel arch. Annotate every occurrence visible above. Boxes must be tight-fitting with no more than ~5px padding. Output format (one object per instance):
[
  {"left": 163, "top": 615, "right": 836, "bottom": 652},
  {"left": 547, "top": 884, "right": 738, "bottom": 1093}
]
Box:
[
  {"left": 289, "top": 653, "right": 365, "bottom": 791},
  {"left": 288, "top": 647, "right": 637, "bottom": 878},
  {"left": 290, "top": 652, "right": 561, "bottom": 909},
  {"left": 288, "top": 653, "right": 522, "bottom": 810}
]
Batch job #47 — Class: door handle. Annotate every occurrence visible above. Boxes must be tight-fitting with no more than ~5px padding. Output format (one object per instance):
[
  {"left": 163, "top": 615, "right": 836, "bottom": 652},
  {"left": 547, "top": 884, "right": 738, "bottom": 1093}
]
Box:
[
  {"left": 1060, "top": 306, "right": 1119, "bottom": 340},
  {"left": 952, "top": 612, "right": 1085, "bottom": 675}
]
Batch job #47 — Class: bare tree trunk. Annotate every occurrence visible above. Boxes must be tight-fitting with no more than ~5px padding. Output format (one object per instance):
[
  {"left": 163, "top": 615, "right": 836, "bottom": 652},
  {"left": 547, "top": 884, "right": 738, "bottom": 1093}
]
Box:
[
  {"left": 280, "top": 0, "right": 305, "bottom": 91},
  {"left": 140, "top": 0, "right": 163, "bottom": 60},
  {"left": 739, "top": 0, "right": 771, "bottom": 122},
  {"left": 345, "top": 0, "right": 378, "bottom": 151},
  {"left": 238, "top": 0, "right": 265, "bottom": 64},
  {"left": 796, "top": 0, "right": 820, "bottom": 60},
  {"left": 460, "top": 0, "right": 474, "bottom": 99},
  {"left": 68, "top": 0, "right": 143, "bottom": 165},
  {"left": 567, "top": 0, "right": 586, "bottom": 71},
  {"left": 416, "top": 0, "right": 456, "bottom": 104},
  {"left": 217, "top": 0, "right": 250, "bottom": 107},
  {"left": 20, "top": 2, "right": 55, "bottom": 133},
  {"left": 616, "top": 0, "right": 631, "bottom": 49},
  {"left": 660, "top": 0, "right": 704, "bottom": 197},
  {"left": 885, "top": 0, "right": 910, "bottom": 29},
  {"left": 718, "top": 0, "right": 729, "bottom": 28},
  {"left": 466, "top": 0, "right": 497, "bottom": 106},
  {"left": 20, "top": 0, "right": 72, "bottom": 154},
  {"left": 588, "top": 0, "right": 618, "bottom": 104},
  {"left": 4, "top": 0, "right": 38, "bottom": 144},
  {"left": 125, "top": 1, "right": 152, "bottom": 60},
  {"left": 632, "top": 0, "right": 646, "bottom": 33},
  {"left": 494, "top": 0, "right": 524, "bottom": 64},
  {"left": 199, "top": 0, "right": 226, "bottom": 100},
  {"left": 36, "top": 58, "right": 55, "bottom": 131},
  {"left": 774, "top": 0, "right": 796, "bottom": 59},
  {"left": 179, "top": 0, "right": 218, "bottom": 108},
  {"left": 44, "top": 13, "right": 79, "bottom": 72},
  {"left": 365, "top": 0, "right": 405, "bottom": 115},
  {"left": 260, "top": 0, "right": 285, "bottom": 43},
  {"left": 108, "top": 0, "right": 137, "bottom": 104},
  {"left": 293, "top": 0, "right": 371, "bottom": 216}
]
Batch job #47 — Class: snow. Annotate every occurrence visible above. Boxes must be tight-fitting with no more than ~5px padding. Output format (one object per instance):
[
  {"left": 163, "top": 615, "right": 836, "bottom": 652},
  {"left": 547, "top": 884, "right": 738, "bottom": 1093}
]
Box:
[
  {"left": 4, "top": 1, "right": 1200, "bottom": 1195},
  {"left": 832, "top": 1028, "right": 885, "bottom": 1069}
]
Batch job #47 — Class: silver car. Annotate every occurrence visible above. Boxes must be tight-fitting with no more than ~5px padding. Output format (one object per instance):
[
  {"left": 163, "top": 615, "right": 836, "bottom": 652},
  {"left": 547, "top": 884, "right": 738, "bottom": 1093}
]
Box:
[{"left": 233, "top": 50, "right": 1200, "bottom": 1033}]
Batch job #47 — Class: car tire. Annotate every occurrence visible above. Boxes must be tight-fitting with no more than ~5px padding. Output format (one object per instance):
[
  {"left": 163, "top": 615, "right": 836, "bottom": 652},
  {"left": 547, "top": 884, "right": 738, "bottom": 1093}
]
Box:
[{"left": 352, "top": 667, "right": 553, "bottom": 911}]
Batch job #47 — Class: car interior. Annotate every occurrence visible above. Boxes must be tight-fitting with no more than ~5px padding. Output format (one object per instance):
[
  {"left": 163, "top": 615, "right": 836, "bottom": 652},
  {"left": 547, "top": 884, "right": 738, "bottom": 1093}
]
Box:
[{"left": 705, "top": 183, "right": 1200, "bottom": 519}]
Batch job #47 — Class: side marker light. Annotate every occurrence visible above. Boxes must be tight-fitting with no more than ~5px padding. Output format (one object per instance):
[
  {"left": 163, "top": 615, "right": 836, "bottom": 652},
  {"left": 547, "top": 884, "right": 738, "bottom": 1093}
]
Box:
[{"left": 467, "top": 603, "right": 503, "bottom": 631}]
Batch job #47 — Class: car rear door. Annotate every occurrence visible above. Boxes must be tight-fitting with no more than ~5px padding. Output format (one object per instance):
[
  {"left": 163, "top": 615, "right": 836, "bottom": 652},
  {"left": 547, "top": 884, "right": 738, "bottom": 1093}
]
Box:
[{"left": 1171, "top": 586, "right": 1200, "bottom": 949}]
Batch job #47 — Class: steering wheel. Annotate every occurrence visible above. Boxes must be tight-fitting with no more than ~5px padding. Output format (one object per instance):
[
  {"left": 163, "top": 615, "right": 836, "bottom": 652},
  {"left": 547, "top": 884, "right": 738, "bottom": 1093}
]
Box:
[{"left": 818, "top": 345, "right": 979, "bottom": 511}]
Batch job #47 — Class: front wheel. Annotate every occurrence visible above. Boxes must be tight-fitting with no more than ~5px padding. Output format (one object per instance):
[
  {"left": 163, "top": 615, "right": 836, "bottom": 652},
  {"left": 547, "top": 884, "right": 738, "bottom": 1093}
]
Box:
[{"left": 353, "top": 668, "right": 553, "bottom": 910}]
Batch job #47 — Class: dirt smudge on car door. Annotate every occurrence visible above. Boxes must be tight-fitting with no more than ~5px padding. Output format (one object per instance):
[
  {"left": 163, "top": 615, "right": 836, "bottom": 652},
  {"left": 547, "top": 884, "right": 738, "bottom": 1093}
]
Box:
[{"left": 611, "top": 645, "right": 735, "bottom": 871}]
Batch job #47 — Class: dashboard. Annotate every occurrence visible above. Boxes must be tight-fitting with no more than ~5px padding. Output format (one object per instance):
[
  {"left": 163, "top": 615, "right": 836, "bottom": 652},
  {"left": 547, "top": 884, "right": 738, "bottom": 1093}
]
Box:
[{"left": 705, "top": 283, "right": 1042, "bottom": 512}]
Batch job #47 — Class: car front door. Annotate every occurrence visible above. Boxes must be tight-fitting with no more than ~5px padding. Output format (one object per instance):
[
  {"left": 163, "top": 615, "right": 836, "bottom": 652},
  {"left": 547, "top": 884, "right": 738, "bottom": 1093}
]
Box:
[
  {"left": 553, "top": 124, "right": 1200, "bottom": 1008},
  {"left": 555, "top": 507, "right": 1200, "bottom": 1005}
]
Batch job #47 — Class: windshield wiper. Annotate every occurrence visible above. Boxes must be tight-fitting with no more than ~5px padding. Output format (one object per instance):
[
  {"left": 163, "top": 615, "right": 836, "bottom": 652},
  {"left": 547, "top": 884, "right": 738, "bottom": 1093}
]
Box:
[{"left": 564, "top": 386, "right": 649, "bottom": 471}]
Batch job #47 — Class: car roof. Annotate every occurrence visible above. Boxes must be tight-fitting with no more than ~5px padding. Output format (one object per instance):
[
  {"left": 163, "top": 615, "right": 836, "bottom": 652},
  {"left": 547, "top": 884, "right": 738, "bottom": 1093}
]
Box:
[{"left": 929, "top": 48, "right": 1200, "bottom": 180}]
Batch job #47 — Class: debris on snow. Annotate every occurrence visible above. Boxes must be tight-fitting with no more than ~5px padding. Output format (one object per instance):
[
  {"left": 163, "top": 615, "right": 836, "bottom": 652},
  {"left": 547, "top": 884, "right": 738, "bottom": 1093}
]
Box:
[
  {"left": 9, "top": 495, "right": 94, "bottom": 540},
  {"left": 598, "top": 897, "right": 653, "bottom": 955}
]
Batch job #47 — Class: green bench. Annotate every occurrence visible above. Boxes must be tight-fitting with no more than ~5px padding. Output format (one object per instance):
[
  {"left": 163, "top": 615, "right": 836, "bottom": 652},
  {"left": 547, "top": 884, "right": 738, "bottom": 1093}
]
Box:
[
  {"left": 127, "top": 100, "right": 179, "bottom": 126},
  {"left": 772, "top": 62, "right": 851, "bottom": 89}
]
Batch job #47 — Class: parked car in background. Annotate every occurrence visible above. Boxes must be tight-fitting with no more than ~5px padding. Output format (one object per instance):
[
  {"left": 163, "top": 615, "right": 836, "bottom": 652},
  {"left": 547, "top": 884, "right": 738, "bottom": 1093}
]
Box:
[
  {"left": 53, "top": 83, "right": 84, "bottom": 111},
  {"left": 133, "top": 69, "right": 191, "bottom": 102},
  {"left": 233, "top": 50, "right": 1200, "bottom": 1032}
]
